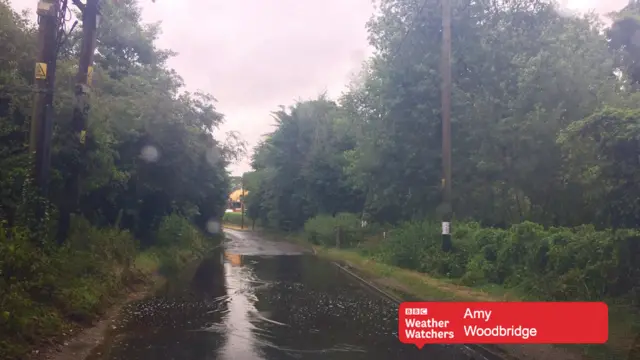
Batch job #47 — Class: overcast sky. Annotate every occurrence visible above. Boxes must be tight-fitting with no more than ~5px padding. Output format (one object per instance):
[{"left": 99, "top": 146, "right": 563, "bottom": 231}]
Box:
[{"left": 9, "top": 0, "right": 629, "bottom": 176}]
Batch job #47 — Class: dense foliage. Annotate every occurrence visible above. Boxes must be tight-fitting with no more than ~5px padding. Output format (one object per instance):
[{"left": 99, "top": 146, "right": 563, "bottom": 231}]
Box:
[{"left": 0, "top": 0, "right": 234, "bottom": 357}]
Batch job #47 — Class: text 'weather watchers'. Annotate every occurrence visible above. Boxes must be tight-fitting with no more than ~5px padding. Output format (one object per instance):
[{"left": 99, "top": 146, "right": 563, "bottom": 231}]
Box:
[{"left": 398, "top": 302, "right": 608, "bottom": 349}]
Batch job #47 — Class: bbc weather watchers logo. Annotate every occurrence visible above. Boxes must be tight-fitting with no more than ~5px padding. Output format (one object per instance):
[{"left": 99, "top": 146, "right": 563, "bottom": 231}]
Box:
[{"left": 405, "top": 307, "right": 428, "bottom": 316}]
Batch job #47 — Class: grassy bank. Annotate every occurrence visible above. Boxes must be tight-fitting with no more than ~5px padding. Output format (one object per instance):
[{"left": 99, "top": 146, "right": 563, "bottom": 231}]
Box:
[
  {"left": 135, "top": 214, "right": 222, "bottom": 280},
  {"left": 0, "top": 214, "right": 219, "bottom": 360},
  {"left": 316, "top": 247, "right": 515, "bottom": 301}
]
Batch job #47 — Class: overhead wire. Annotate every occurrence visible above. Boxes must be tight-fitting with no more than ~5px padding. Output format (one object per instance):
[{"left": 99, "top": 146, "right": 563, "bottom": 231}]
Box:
[{"left": 56, "top": 0, "right": 78, "bottom": 57}]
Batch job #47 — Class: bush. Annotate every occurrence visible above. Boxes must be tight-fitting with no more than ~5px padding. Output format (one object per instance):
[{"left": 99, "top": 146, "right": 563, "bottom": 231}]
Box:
[
  {"left": 150, "top": 214, "right": 218, "bottom": 277},
  {"left": 157, "top": 213, "right": 203, "bottom": 249}
]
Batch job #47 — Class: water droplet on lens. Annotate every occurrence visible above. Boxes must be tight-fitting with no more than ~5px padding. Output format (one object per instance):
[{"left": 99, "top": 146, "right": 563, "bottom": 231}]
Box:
[
  {"left": 140, "top": 145, "right": 160, "bottom": 162},
  {"left": 206, "top": 220, "right": 221, "bottom": 234}
]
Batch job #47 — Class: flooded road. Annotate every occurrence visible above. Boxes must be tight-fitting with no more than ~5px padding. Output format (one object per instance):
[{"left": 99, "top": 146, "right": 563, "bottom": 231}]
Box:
[{"left": 89, "top": 229, "right": 485, "bottom": 360}]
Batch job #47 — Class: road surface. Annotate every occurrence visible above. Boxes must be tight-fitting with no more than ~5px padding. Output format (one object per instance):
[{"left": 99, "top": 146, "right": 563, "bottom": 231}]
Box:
[{"left": 87, "top": 229, "right": 488, "bottom": 360}]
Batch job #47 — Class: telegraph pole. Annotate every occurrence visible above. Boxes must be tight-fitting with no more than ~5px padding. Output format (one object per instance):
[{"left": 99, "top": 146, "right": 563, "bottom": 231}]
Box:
[
  {"left": 240, "top": 174, "right": 245, "bottom": 230},
  {"left": 440, "top": 0, "right": 453, "bottom": 251},
  {"left": 71, "top": 0, "right": 98, "bottom": 175},
  {"left": 58, "top": 0, "right": 99, "bottom": 242},
  {"left": 30, "top": 0, "right": 60, "bottom": 196}
]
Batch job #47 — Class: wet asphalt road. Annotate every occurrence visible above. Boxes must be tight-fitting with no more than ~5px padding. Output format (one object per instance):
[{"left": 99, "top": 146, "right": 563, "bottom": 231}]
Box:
[{"left": 88, "top": 229, "right": 486, "bottom": 360}]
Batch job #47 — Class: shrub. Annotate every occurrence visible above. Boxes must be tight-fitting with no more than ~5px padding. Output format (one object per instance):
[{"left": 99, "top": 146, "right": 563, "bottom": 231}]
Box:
[{"left": 152, "top": 214, "right": 218, "bottom": 277}]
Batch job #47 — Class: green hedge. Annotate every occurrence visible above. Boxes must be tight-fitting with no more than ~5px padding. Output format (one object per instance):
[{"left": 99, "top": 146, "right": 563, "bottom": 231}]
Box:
[
  {"left": 303, "top": 215, "right": 640, "bottom": 304},
  {"left": 369, "top": 220, "right": 640, "bottom": 303}
]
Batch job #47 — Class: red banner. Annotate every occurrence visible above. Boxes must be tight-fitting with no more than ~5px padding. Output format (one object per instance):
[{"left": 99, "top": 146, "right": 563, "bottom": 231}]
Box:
[{"left": 398, "top": 302, "right": 608, "bottom": 348}]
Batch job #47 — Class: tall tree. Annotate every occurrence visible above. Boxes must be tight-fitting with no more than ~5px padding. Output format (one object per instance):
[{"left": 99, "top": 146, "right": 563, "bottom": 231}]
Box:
[{"left": 246, "top": 96, "right": 364, "bottom": 230}]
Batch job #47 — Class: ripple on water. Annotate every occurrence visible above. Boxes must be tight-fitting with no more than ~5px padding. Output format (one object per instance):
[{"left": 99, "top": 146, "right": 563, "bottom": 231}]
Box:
[{"left": 97, "top": 253, "right": 473, "bottom": 360}]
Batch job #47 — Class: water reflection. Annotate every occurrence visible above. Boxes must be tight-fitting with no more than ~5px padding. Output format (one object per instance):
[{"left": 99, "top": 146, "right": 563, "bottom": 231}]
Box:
[
  {"left": 218, "top": 253, "right": 447, "bottom": 360},
  {"left": 192, "top": 254, "right": 228, "bottom": 299},
  {"left": 225, "top": 252, "right": 243, "bottom": 266},
  {"left": 215, "top": 254, "right": 263, "bottom": 359}
]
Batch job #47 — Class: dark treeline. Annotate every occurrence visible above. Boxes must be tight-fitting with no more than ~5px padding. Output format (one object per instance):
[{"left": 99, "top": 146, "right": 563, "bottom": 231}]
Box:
[{"left": 0, "top": 0, "right": 238, "bottom": 357}]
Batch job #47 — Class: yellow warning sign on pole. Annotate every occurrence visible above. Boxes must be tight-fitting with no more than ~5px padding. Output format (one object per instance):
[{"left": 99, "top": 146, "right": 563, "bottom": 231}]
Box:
[
  {"left": 35, "top": 62, "right": 47, "bottom": 80},
  {"left": 87, "top": 66, "right": 94, "bottom": 85}
]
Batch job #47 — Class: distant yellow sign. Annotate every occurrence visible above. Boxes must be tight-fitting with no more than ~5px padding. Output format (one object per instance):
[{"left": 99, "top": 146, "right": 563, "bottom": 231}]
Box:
[
  {"left": 87, "top": 66, "right": 94, "bottom": 85},
  {"left": 229, "top": 189, "right": 248, "bottom": 202},
  {"left": 35, "top": 62, "right": 47, "bottom": 80}
]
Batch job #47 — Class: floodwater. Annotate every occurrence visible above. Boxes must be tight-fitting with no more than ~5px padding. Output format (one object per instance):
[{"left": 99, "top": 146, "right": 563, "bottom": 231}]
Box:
[{"left": 88, "top": 229, "right": 487, "bottom": 360}]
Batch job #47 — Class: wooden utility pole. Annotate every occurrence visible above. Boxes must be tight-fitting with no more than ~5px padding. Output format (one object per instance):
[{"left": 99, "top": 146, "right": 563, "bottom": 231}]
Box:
[
  {"left": 440, "top": 0, "right": 453, "bottom": 251},
  {"left": 58, "top": 0, "right": 99, "bottom": 242},
  {"left": 71, "top": 0, "right": 98, "bottom": 190},
  {"left": 240, "top": 175, "right": 245, "bottom": 229},
  {"left": 30, "top": 0, "right": 60, "bottom": 196}
]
